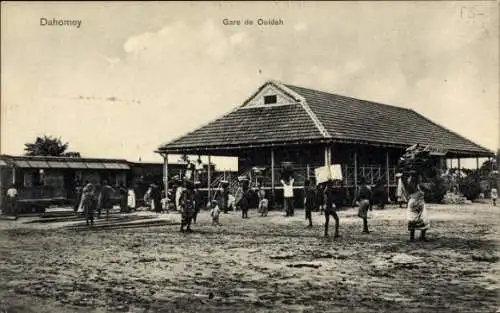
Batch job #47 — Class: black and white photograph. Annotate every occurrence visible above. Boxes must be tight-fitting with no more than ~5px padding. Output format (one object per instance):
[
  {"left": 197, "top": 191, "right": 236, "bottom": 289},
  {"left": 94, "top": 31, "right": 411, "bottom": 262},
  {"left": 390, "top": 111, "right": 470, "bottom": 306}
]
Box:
[{"left": 0, "top": 1, "right": 499, "bottom": 312}]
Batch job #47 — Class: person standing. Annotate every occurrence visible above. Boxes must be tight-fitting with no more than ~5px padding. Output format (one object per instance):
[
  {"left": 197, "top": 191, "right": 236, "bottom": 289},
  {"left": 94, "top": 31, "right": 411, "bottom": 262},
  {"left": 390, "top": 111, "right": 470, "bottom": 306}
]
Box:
[
  {"left": 151, "top": 183, "right": 162, "bottom": 213},
  {"left": 99, "top": 180, "right": 114, "bottom": 220},
  {"left": 491, "top": 185, "right": 498, "bottom": 206},
  {"left": 354, "top": 177, "right": 373, "bottom": 234},
  {"left": 227, "top": 192, "right": 236, "bottom": 212},
  {"left": 81, "top": 181, "right": 96, "bottom": 227},
  {"left": 257, "top": 185, "right": 268, "bottom": 217},
  {"left": 404, "top": 173, "right": 430, "bottom": 241},
  {"left": 175, "top": 181, "right": 184, "bottom": 212},
  {"left": 210, "top": 199, "right": 221, "bottom": 226},
  {"left": 239, "top": 180, "right": 251, "bottom": 219},
  {"left": 193, "top": 181, "right": 203, "bottom": 223},
  {"left": 323, "top": 180, "right": 340, "bottom": 238},
  {"left": 372, "top": 179, "right": 387, "bottom": 210},
  {"left": 221, "top": 181, "right": 230, "bottom": 214},
  {"left": 119, "top": 184, "right": 128, "bottom": 213},
  {"left": 396, "top": 173, "right": 408, "bottom": 208},
  {"left": 73, "top": 182, "right": 83, "bottom": 213},
  {"left": 180, "top": 180, "right": 196, "bottom": 232},
  {"left": 281, "top": 177, "right": 295, "bottom": 217},
  {"left": 127, "top": 186, "right": 136, "bottom": 211},
  {"left": 5, "top": 184, "right": 18, "bottom": 217},
  {"left": 304, "top": 179, "right": 316, "bottom": 228}
]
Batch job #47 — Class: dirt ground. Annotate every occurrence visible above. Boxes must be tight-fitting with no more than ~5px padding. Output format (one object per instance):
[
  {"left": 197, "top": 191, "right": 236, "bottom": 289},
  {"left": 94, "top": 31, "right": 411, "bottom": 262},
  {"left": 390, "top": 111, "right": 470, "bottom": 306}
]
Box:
[{"left": 0, "top": 204, "right": 498, "bottom": 313}]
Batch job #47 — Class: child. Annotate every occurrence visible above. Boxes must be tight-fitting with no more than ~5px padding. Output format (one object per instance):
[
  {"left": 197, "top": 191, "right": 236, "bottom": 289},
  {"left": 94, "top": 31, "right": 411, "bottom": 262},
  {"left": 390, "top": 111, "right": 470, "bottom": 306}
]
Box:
[
  {"left": 257, "top": 186, "right": 268, "bottom": 217},
  {"left": 491, "top": 186, "right": 498, "bottom": 206},
  {"left": 228, "top": 192, "right": 236, "bottom": 211},
  {"left": 210, "top": 200, "right": 221, "bottom": 226}
]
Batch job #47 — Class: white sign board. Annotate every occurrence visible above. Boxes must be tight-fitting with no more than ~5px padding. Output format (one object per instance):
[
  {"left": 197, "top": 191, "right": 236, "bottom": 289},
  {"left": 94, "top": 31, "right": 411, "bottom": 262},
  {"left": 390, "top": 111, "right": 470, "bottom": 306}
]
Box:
[{"left": 314, "top": 164, "right": 343, "bottom": 184}]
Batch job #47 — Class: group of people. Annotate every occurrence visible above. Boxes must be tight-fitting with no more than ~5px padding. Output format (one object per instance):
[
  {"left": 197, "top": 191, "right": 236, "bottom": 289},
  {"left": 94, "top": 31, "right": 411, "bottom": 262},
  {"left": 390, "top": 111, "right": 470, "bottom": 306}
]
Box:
[{"left": 74, "top": 180, "right": 135, "bottom": 226}]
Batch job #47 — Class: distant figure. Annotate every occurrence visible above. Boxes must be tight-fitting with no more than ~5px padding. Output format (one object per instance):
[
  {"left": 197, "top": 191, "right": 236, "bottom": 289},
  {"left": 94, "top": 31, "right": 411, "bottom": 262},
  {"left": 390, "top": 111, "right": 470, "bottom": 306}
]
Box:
[
  {"left": 210, "top": 200, "right": 221, "bottom": 226},
  {"left": 5, "top": 184, "right": 18, "bottom": 217},
  {"left": 372, "top": 179, "right": 387, "bottom": 210},
  {"left": 99, "top": 180, "right": 114, "bottom": 220},
  {"left": 74, "top": 182, "right": 83, "bottom": 213},
  {"left": 119, "top": 184, "right": 128, "bottom": 213},
  {"left": 323, "top": 180, "right": 340, "bottom": 238},
  {"left": 281, "top": 177, "right": 295, "bottom": 217},
  {"left": 304, "top": 179, "right": 316, "bottom": 228},
  {"left": 396, "top": 174, "right": 408, "bottom": 208},
  {"left": 239, "top": 180, "right": 251, "bottom": 219},
  {"left": 227, "top": 192, "right": 236, "bottom": 212},
  {"left": 193, "top": 181, "right": 203, "bottom": 223},
  {"left": 257, "top": 185, "right": 268, "bottom": 217},
  {"left": 77, "top": 181, "right": 91, "bottom": 214},
  {"left": 180, "top": 180, "right": 196, "bottom": 232},
  {"left": 127, "top": 187, "right": 136, "bottom": 211},
  {"left": 491, "top": 186, "right": 498, "bottom": 206},
  {"left": 144, "top": 186, "right": 152, "bottom": 210},
  {"left": 161, "top": 190, "right": 169, "bottom": 213},
  {"left": 355, "top": 177, "right": 373, "bottom": 234},
  {"left": 221, "top": 182, "right": 230, "bottom": 214},
  {"left": 80, "top": 181, "right": 96, "bottom": 227},
  {"left": 175, "top": 183, "right": 184, "bottom": 211},
  {"left": 150, "top": 184, "right": 162, "bottom": 213}
]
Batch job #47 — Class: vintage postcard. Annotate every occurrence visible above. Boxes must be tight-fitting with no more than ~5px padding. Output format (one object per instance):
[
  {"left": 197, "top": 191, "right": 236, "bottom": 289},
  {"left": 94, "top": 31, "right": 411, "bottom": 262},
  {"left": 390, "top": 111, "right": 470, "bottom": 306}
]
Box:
[{"left": 1, "top": 1, "right": 499, "bottom": 312}]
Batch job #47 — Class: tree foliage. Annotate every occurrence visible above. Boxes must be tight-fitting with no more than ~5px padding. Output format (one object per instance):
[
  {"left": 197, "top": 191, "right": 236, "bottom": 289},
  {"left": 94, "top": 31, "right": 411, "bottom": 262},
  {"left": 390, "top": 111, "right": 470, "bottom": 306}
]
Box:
[{"left": 24, "top": 135, "right": 80, "bottom": 157}]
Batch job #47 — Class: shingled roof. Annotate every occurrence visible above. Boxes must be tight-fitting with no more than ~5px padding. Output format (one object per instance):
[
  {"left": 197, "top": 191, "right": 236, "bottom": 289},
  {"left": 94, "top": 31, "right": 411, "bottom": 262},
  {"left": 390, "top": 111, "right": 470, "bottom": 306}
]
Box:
[{"left": 158, "top": 80, "right": 493, "bottom": 157}]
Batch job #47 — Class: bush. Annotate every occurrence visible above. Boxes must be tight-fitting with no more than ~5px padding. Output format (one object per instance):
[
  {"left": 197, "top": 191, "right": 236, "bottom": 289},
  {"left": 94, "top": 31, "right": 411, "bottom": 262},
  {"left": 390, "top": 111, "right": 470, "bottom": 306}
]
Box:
[
  {"left": 459, "top": 178, "right": 482, "bottom": 201},
  {"left": 424, "top": 176, "right": 449, "bottom": 204}
]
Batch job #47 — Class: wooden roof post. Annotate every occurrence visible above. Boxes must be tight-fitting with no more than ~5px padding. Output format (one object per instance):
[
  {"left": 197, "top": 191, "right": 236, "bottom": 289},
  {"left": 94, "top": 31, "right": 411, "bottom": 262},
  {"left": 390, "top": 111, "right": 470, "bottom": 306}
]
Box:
[
  {"left": 208, "top": 155, "right": 212, "bottom": 206},
  {"left": 163, "top": 154, "right": 169, "bottom": 199},
  {"left": 271, "top": 148, "right": 275, "bottom": 197},
  {"left": 354, "top": 150, "right": 358, "bottom": 190},
  {"left": 324, "top": 145, "right": 331, "bottom": 167},
  {"left": 476, "top": 157, "right": 479, "bottom": 170},
  {"left": 386, "top": 151, "right": 390, "bottom": 195},
  {"left": 457, "top": 157, "right": 461, "bottom": 180}
]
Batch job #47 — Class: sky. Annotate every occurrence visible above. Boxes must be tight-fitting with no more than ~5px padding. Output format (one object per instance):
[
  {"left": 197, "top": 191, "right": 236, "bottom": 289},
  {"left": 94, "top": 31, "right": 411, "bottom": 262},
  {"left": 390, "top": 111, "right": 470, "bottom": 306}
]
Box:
[{"left": 1, "top": 1, "right": 498, "bottom": 170}]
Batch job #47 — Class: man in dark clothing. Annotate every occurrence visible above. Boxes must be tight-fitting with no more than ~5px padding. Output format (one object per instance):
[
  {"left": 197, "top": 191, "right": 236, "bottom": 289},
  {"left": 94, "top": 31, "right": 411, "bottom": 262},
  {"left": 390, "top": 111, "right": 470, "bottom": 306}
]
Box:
[
  {"left": 119, "top": 184, "right": 128, "bottom": 213},
  {"left": 99, "top": 180, "right": 113, "bottom": 220},
  {"left": 323, "top": 180, "right": 340, "bottom": 238},
  {"left": 239, "top": 180, "right": 251, "bottom": 219},
  {"left": 372, "top": 179, "right": 387, "bottom": 210},
  {"left": 82, "top": 181, "right": 96, "bottom": 227},
  {"left": 151, "top": 184, "right": 162, "bottom": 213},
  {"left": 193, "top": 181, "right": 204, "bottom": 224},
  {"left": 221, "top": 182, "right": 230, "bottom": 214},
  {"left": 5, "top": 184, "right": 18, "bottom": 217},
  {"left": 354, "top": 177, "right": 373, "bottom": 234},
  {"left": 304, "top": 180, "right": 316, "bottom": 228},
  {"left": 180, "top": 180, "right": 196, "bottom": 232}
]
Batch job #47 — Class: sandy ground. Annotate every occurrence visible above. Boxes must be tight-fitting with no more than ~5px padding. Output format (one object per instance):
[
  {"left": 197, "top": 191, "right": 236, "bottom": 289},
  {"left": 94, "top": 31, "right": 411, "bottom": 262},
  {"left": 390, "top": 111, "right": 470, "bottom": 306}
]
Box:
[{"left": 0, "top": 204, "right": 498, "bottom": 313}]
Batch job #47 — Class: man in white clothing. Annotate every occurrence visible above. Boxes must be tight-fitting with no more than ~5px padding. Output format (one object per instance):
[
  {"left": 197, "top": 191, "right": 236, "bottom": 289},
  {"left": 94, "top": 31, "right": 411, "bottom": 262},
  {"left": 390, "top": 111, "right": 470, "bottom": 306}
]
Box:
[{"left": 281, "top": 178, "right": 295, "bottom": 217}]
